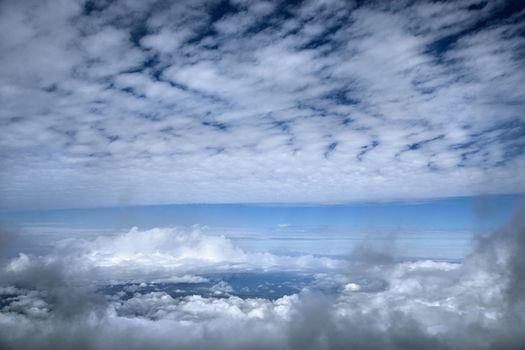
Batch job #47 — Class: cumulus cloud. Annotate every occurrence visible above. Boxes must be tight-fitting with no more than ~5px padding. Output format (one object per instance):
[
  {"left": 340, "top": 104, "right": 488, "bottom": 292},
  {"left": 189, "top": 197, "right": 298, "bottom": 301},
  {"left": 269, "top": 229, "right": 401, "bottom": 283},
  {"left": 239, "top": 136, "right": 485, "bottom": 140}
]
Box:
[
  {"left": 0, "top": 201, "right": 524, "bottom": 349},
  {"left": 1, "top": 0, "right": 524, "bottom": 210},
  {"left": 51, "top": 226, "right": 341, "bottom": 281}
]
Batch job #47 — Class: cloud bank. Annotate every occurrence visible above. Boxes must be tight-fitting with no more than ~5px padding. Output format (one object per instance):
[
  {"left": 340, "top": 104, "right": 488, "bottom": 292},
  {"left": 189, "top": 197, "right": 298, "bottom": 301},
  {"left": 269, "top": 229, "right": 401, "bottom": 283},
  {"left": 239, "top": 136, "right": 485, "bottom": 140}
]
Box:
[
  {"left": 1, "top": 202, "right": 524, "bottom": 349},
  {"left": 1, "top": 0, "right": 524, "bottom": 210}
]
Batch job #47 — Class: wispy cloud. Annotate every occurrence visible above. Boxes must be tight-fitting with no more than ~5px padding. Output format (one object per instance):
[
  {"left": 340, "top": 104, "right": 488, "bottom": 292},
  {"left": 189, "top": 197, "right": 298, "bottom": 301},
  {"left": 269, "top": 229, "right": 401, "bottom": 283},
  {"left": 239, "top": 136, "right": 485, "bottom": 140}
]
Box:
[{"left": 0, "top": 0, "right": 524, "bottom": 210}]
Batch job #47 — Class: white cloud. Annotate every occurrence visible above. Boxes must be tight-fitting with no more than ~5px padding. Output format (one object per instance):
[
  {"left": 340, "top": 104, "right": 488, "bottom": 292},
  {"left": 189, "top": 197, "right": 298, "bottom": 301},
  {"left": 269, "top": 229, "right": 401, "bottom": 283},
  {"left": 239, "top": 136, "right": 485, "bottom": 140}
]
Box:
[
  {"left": 0, "top": 224, "right": 523, "bottom": 349},
  {"left": 37, "top": 226, "right": 341, "bottom": 281},
  {"left": 0, "top": 0, "right": 523, "bottom": 210},
  {"left": 0, "top": 202, "right": 524, "bottom": 349}
]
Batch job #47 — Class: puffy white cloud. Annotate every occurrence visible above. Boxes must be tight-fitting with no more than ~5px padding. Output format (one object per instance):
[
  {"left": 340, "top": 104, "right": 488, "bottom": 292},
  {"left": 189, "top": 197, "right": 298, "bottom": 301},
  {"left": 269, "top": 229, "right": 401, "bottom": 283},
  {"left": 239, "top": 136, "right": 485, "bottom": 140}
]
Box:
[
  {"left": 7, "top": 226, "right": 342, "bottom": 282},
  {"left": 0, "top": 246, "right": 520, "bottom": 349},
  {"left": 0, "top": 202, "right": 524, "bottom": 349}
]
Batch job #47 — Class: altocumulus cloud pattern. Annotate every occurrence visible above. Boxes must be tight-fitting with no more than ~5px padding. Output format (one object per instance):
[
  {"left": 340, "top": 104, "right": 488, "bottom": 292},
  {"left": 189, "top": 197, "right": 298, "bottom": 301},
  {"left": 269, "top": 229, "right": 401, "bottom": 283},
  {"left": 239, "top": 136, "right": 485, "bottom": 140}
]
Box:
[{"left": 0, "top": 0, "right": 524, "bottom": 210}]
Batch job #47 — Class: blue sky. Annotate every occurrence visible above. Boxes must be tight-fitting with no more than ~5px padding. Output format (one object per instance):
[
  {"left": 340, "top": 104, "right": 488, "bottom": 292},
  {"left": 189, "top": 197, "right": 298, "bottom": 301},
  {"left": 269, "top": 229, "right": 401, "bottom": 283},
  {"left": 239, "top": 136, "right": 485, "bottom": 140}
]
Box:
[
  {"left": 2, "top": 194, "right": 520, "bottom": 260},
  {"left": 0, "top": 0, "right": 524, "bottom": 211},
  {"left": 2, "top": 194, "right": 520, "bottom": 231}
]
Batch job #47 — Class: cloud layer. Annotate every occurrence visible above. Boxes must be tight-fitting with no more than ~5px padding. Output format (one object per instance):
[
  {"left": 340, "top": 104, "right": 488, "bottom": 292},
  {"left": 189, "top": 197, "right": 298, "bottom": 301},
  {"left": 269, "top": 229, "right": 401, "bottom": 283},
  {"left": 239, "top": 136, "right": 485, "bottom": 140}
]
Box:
[
  {"left": 1, "top": 201, "right": 524, "bottom": 349},
  {"left": 1, "top": 0, "right": 524, "bottom": 210}
]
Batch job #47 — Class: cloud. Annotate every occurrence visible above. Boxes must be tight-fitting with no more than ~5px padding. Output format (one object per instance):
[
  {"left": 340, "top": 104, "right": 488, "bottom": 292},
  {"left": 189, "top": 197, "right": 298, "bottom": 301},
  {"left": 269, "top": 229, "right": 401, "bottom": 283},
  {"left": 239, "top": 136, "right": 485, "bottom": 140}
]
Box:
[
  {"left": 0, "top": 222, "right": 20, "bottom": 261},
  {"left": 151, "top": 275, "right": 209, "bottom": 284},
  {"left": 0, "top": 0, "right": 524, "bottom": 210},
  {"left": 0, "top": 200, "right": 524, "bottom": 349},
  {"left": 62, "top": 226, "right": 341, "bottom": 280},
  {"left": 1, "top": 226, "right": 342, "bottom": 284},
  {"left": 466, "top": 197, "right": 525, "bottom": 310}
]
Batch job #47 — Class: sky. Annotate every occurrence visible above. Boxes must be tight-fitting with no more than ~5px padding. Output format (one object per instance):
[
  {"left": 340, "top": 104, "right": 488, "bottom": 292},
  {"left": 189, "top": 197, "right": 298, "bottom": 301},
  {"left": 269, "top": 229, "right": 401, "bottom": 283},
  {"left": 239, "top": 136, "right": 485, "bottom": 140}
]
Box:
[
  {"left": 0, "top": 0, "right": 524, "bottom": 211},
  {"left": 1, "top": 0, "right": 525, "bottom": 349},
  {"left": 1, "top": 194, "right": 519, "bottom": 230}
]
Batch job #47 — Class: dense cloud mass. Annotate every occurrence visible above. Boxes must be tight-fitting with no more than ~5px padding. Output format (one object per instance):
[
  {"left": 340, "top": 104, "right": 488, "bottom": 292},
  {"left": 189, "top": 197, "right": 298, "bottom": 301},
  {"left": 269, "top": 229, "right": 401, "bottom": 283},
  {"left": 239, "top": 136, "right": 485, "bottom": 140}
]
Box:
[
  {"left": 0, "top": 202, "right": 524, "bottom": 349},
  {"left": 1, "top": 0, "right": 524, "bottom": 210}
]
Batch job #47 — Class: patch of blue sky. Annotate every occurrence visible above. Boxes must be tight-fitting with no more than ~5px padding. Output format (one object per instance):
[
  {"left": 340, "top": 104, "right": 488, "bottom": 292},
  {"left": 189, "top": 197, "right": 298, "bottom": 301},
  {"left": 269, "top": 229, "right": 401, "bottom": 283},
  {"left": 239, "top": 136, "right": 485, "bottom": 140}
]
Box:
[
  {"left": 1, "top": 194, "right": 520, "bottom": 261},
  {"left": 2, "top": 194, "right": 518, "bottom": 231}
]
